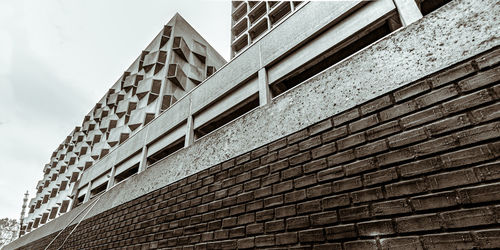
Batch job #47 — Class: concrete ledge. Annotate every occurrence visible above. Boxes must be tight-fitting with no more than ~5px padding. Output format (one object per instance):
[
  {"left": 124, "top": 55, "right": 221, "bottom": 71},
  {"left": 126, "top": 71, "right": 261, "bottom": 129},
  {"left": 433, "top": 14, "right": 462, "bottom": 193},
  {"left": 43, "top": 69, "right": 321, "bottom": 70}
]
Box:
[{"left": 7, "top": 0, "right": 499, "bottom": 248}]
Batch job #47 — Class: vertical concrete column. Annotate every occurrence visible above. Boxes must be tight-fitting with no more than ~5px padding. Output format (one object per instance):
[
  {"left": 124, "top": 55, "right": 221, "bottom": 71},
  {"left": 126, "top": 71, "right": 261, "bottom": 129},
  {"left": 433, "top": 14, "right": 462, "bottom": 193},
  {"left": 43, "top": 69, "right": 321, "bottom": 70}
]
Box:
[
  {"left": 258, "top": 68, "right": 272, "bottom": 106},
  {"left": 106, "top": 166, "right": 116, "bottom": 190},
  {"left": 138, "top": 146, "right": 148, "bottom": 173},
  {"left": 83, "top": 181, "right": 92, "bottom": 203},
  {"left": 185, "top": 115, "right": 195, "bottom": 148},
  {"left": 393, "top": 0, "right": 423, "bottom": 26}
]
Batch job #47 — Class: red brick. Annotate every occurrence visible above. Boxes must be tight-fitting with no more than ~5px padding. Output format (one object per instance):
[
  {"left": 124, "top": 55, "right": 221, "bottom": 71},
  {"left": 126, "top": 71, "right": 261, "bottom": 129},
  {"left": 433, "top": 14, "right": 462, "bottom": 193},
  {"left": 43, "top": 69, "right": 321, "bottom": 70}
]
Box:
[
  {"left": 298, "top": 136, "right": 321, "bottom": 151},
  {"left": 365, "top": 121, "right": 401, "bottom": 141},
  {"left": 344, "top": 158, "right": 377, "bottom": 176},
  {"left": 230, "top": 204, "right": 245, "bottom": 216},
  {"left": 293, "top": 175, "right": 317, "bottom": 189},
  {"left": 388, "top": 127, "right": 428, "bottom": 148},
  {"left": 297, "top": 199, "right": 321, "bottom": 215},
  {"left": 379, "top": 236, "right": 423, "bottom": 250},
  {"left": 269, "top": 138, "right": 287, "bottom": 152},
  {"left": 236, "top": 153, "right": 251, "bottom": 165},
  {"left": 254, "top": 186, "right": 272, "bottom": 199},
  {"left": 251, "top": 146, "right": 268, "bottom": 159},
  {"left": 264, "top": 195, "right": 283, "bottom": 207},
  {"left": 400, "top": 105, "right": 445, "bottom": 129},
  {"left": 456, "top": 121, "right": 500, "bottom": 146},
  {"left": 222, "top": 217, "right": 237, "bottom": 228},
  {"left": 317, "top": 166, "right": 343, "bottom": 182},
  {"left": 458, "top": 67, "right": 500, "bottom": 92},
  {"left": 287, "top": 129, "right": 309, "bottom": 145},
  {"left": 265, "top": 220, "right": 285, "bottom": 232},
  {"left": 235, "top": 172, "right": 251, "bottom": 184},
  {"left": 339, "top": 205, "right": 370, "bottom": 222},
  {"left": 313, "top": 243, "right": 342, "bottom": 250},
  {"left": 262, "top": 173, "right": 280, "bottom": 187},
  {"left": 411, "top": 135, "right": 459, "bottom": 157},
  {"left": 298, "top": 229, "right": 325, "bottom": 243},
  {"left": 355, "top": 139, "right": 388, "bottom": 158},
  {"left": 307, "top": 183, "right": 333, "bottom": 198},
  {"left": 246, "top": 200, "right": 263, "bottom": 212},
  {"left": 322, "top": 126, "right": 348, "bottom": 143},
  {"left": 269, "top": 159, "right": 289, "bottom": 173},
  {"left": 441, "top": 145, "right": 494, "bottom": 170},
  {"left": 323, "top": 193, "right": 350, "bottom": 209},
  {"left": 396, "top": 213, "right": 442, "bottom": 233},
  {"left": 229, "top": 226, "right": 245, "bottom": 238},
  {"left": 273, "top": 180, "right": 293, "bottom": 194},
  {"left": 351, "top": 187, "right": 384, "bottom": 204},
  {"left": 357, "top": 219, "right": 394, "bottom": 236},
  {"left": 427, "top": 169, "right": 478, "bottom": 191},
  {"left": 380, "top": 100, "right": 418, "bottom": 121},
  {"left": 310, "top": 211, "right": 338, "bottom": 226},
  {"left": 286, "top": 216, "right": 310, "bottom": 230},
  {"left": 279, "top": 144, "right": 299, "bottom": 159},
  {"left": 311, "top": 142, "right": 337, "bottom": 159},
  {"left": 289, "top": 151, "right": 311, "bottom": 165},
  {"left": 475, "top": 229, "right": 500, "bottom": 249},
  {"left": 337, "top": 132, "right": 366, "bottom": 151},
  {"left": 255, "top": 235, "right": 274, "bottom": 247},
  {"left": 395, "top": 79, "right": 431, "bottom": 102},
  {"left": 275, "top": 205, "right": 296, "bottom": 219},
  {"left": 325, "top": 224, "right": 357, "bottom": 240},
  {"left": 282, "top": 165, "right": 302, "bottom": 180},
  {"left": 246, "top": 223, "right": 264, "bottom": 235},
  {"left": 332, "top": 176, "right": 362, "bottom": 193},
  {"left": 350, "top": 114, "right": 379, "bottom": 133},
  {"left": 385, "top": 178, "right": 428, "bottom": 198},
  {"left": 421, "top": 232, "right": 476, "bottom": 250},
  {"left": 237, "top": 238, "right": 254, "bottom": 249},
  {"left": 426, "top": 114, "right": 471, "bottom": 136},
  {"left": 415, "top": 85, "right": 459, "bottom": 108},
  {"left": 475, "top": 49, "right": 500, "bottom": 69},
  {"left": 361, "top": 95, "right": 392, "bottom": 115},
  {"left": 474, "top": 161, "right": 500, "bottom": 181},
  {"left": 364, "top": 167, "right": 398, "bottom": 186},
  {"left": 327, "top": 150, "right": 355, "bottom": 166},
  {"left": 256, "top": 209, "right": 274, "bottom": 222},
  {"left": 399, "top": 157, "right": 442, "bottom": 177},
  {"left": 470, "top": 102, "right": 500, "bottom": 123},
  {"left": 344, "top": 240, "right": 378, "bottom": 250},
  {"left": 442, "top": 207, "right": 495, "bottom": 229},
  {"left": 410, "top": 191, "right": 459, "bottom": 211},
  {"left": 310, "top": 119, "right": 333, "bottom": 135},
  {"left": 303, "top": 158, "right": 328, "bottom": 173},
  {"left": 238, "top": 213, "right": 255, "bottom": 225},
  {"left": 458, "top": 183, "right": 500, "bottom": 204},
  {"left": 244, "top": 179, "right": 260, "bottom": 191},
  {"left": 446, "top": 90, "right": 494, "bottom": 116},
  {"left": 285, "top": 190, "right": 307, "bottom": 204},
  {"left": 275, "top": 232, "right": 298, "bottom": 245},
  {"left": 334, "top": 109, "right": 360, "bottom": 126},
  {"left": 432, "top": 61, "right": 476, "bottom": 88},
  {"left": 261, "top": 152, "right": 278, "bottom": 165}
]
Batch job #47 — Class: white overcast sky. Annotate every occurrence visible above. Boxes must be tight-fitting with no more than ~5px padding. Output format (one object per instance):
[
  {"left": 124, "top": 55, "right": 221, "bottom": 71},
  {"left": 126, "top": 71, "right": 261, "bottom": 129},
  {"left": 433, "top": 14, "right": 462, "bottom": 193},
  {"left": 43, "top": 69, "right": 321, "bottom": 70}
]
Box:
[{"left": 0, "top": 0, "right": 230, "bottom": 220}]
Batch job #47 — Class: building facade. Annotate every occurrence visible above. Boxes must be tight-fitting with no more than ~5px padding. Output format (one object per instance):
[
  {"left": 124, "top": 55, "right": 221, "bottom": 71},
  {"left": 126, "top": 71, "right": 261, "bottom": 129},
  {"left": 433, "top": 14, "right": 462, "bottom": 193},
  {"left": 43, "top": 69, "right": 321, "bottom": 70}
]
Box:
[{"left": 8, "top": 0, "right": 500, "bottom": 249}]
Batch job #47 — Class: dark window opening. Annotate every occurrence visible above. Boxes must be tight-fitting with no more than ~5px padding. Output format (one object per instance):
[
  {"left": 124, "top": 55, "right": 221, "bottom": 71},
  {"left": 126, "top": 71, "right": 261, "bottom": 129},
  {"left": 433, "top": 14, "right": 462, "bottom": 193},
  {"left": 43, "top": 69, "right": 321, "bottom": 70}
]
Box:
[
  {"left": 90, "top": 181, "right": 108, "bottom": 197},
  {"left": 148, "top": 138, "right": 185, "bottom": 165},
  {"left": 418, "top": 0, "right": 452, "bottom": 16},
  {"left": 270, "top": 18, "right": 397, "bottom": 97},
  {"left": 195, "top": 94, "right": 259, "bottom": 139},
  {"left": 114, "top": 164, "right": 139, "bottom": 184}
]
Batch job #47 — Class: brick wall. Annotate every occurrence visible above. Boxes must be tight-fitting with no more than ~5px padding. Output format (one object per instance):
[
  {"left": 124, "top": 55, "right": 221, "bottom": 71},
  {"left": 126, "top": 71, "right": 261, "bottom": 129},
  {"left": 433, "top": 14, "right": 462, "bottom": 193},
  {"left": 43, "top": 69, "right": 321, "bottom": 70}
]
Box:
[{"left": 21, "top": 47, "right": 500, "bottom": 249}]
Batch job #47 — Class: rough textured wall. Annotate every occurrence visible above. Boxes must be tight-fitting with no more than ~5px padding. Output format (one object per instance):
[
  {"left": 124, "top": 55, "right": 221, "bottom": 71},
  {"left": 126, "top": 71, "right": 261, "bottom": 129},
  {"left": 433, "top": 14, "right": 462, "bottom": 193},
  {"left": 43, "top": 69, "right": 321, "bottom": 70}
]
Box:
[{"left": 18, "top": 47, "right": 500, "bottom": 249}]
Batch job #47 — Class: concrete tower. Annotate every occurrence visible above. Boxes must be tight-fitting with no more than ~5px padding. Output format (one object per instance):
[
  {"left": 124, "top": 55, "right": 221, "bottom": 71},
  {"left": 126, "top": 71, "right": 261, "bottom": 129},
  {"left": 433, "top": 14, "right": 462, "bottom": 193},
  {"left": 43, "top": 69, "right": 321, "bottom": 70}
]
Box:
[{"left": 18, "top": 191, "right": 28, "bottom": 237}]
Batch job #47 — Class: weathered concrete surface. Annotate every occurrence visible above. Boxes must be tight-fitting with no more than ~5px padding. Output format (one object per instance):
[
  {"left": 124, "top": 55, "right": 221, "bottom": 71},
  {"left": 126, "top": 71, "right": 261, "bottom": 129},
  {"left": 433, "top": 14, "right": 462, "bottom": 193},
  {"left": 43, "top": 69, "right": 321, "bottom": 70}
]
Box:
[{"left": 6, "top": 0, "right": 499, "bottom": 248}]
